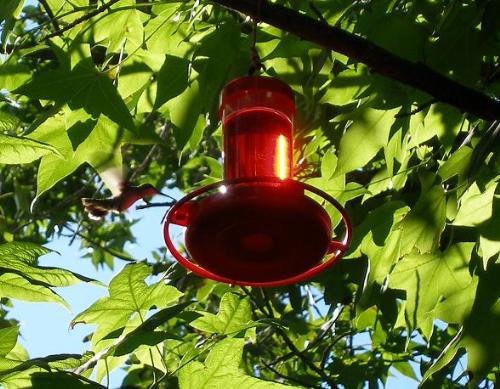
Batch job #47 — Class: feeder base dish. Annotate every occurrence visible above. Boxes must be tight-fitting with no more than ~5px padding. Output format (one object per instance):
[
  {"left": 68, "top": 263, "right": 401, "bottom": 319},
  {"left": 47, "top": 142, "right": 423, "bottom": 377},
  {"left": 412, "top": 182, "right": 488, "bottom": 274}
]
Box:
[{"left": 184, "top": 182, "right": 331, "bottom": 284}]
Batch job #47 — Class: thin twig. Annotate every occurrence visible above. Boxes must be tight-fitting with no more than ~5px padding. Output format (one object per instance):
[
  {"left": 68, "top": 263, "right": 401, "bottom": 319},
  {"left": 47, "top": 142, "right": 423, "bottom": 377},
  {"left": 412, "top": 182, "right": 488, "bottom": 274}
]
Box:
[
  {"left": 129, "top": 122, "right": 170, "bottom": 182},
  {"left": 268, "top": 307, "right": 343, "bottom": 366},
  {"left": 308, "top": 1, "right": 327, "bottom": 23},
  {"left": 70, "top": 181, "right": 104, "bottom": 246},
  {"left": 64, "top": 371, "right": 107, "bottom": 388},
  {"left": 63, "top": 224, "right": 138, "bottom": 262},
  {"left": 104, "top": 358, "right": 110, "bottom": 389},
  {"left": 274, "top": 325, "right": 338, "bottom": 388},
  {"left": 260, "top": 358, "right": 317, "bottom": 388},
  {"left": 242, "top": 287, "right": 338, "bottom": 388},
  {"left": 38, "top": 0, "right": 61, "bottom": 33},
  {"left": 394, "top": 99, "right": 437, "bottom": 118},
  {"left": 320, "top": 331, "right": 353, "bottom": 369},
  {"left": 458, "top": 123, "right": 478, "bottom": 149},
  {"left": 43, "top": 0, "right": 120, "bottom": 40},
  {"left": 73, "top": 334, "right": 126, "bottom": 375}
]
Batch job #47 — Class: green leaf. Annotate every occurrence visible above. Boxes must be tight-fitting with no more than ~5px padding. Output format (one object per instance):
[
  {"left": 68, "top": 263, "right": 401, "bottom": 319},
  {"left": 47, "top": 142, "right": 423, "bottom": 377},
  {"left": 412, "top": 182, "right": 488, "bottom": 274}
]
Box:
[
  {"left": 0, "top": 133, "right": 61, "bottom": 164},
  {"left": 154, "top": 55, "right": 190, "bottom": 109},
  {"left": 0, "top": 242, "right": 101, "bottom": 287},
  {"left": 334, "top": 107, "right": 398, "bottom": 175},
  {"left": 0, "top": 273, "right": 69, "bottom": 309},
  {"left": 190, "top": 292, "right": 253, "bottom": 335},
  {"left": 393, "top": 361, "right": 417, "bottom": 381},
  {"left": 0, "top": 327, "right": 18, "bottom": 357},
  {"left": 320, "top": 67, "right": 370, "bottom": 106},
  {"left": 479, "top": 216, "right": 500, "bottom": 269},
  {"left": 15, "top": 59, "right": 135, "bottom": 131},
  {"left": 348, "top": 201, "right": 409, "bottom": 256},
  {"left": 356, "top": 12, "right": 425, "bottom": 62},
  {"left": 434, "top": 276, "right": 478, "bottom": 324},
  {"left": 166, "top": 22, "right": 246, "bottom": 150},
  {"left": 455, "top": 265, "right": 500, "bottom": 380},
  {"left": 0, "top": 60, "right": 31, "bottom": 92},
  {"left": 113, "top": 301, "right": 192, "bottom": 356},
  {"left": 424, "top": 265, "right": 500, "bottom": 383},
  {"left": 353, "top": 203, "right": 409, "bottom": 310},
  {"left": 0, "top": 353, "right": 91, "bottom": 377},
  {"left": 93, "top": 3, "right": 144, "bottom": 53},
  {"left": 453, "top": 181, "right": 497, "bottom": 227},
  {"left": 389, "top": 243, "right": 474, "bottom": 336},
  {"left": 320, "top": 149, "right": 338, "bottom": 179},
  {"left": 399, "top": 183, "right": 446, "bottom": 255},
  {"left": 30, "top": 372, "right": 103, "bottom": 388},
  {"left": 358, "top": 229, "right": 402, "bottom": 309},
  {"left": 421, "top": 104, "right": 465, "bottom": 149},
  {"left": 0, "top": 0, "right": 23, "bottom": 23},
  {"left": 28, "top": 109, "right": 133, "bottom": 200},
  {"left": 116, "top": 61, "right": 153, "bottom": 100},
  {"left": 426, "top": 4, "right": 482, "bottom": 87},
  {"left": 71, "top": 263, "right": 182, "bottom": 343},
  {"left": 178, "top": 338, "right": 296, "bottom": 389},
  {"left": 144, "top": 13, "right": 193, "bottom": 58},
  {"left": 0, "top": 242, "right": 50, "bottom": 265},
  {"left": 0, "top": 0, "right": 23, "bottom": 48},
  {"left": 0, "top": 353, "right": 94, "bottom": 388},
  {"left": 437, "top": 146, "right": 472, "bottom": 182}
]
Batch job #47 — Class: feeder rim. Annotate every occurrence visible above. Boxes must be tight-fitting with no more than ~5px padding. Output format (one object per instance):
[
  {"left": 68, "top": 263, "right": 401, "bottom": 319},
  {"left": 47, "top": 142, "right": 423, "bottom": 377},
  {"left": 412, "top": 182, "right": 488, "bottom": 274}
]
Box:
[
  {"left": 221, "top": 76, "right": 294, "bottom": 100},
  {"left": 163, "top": 177, "right": 352, "bottom": 287}
]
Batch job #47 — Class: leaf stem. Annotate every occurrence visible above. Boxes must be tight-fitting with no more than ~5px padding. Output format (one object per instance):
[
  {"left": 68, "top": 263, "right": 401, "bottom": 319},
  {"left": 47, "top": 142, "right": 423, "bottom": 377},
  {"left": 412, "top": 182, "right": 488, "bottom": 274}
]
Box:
[
  {"left": 43, "top": 0, "right": 121, "bottom": 40},
  {"left": 241, "top": 287, "right": 339, "bottom": 388}
]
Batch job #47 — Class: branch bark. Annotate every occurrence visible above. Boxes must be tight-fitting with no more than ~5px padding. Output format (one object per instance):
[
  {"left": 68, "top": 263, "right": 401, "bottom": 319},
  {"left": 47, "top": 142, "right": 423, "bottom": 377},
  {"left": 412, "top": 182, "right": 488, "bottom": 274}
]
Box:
[
  {"left": 209, "top": 0, "right": 500, "bottom": 121},
  {"left": 43, "top": 0, "right": 120, "bottom": 40},
  {"left": 38, "top": 0, "right": 61, "bottom": 33},
  {"left": 241, "top": 287, "right": 338, "bottom": 388}
]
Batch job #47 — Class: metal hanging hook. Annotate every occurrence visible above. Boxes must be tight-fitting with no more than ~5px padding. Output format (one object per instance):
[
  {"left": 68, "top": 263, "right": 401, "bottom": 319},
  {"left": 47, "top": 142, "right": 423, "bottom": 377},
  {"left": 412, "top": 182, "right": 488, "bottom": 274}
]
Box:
[{"left": 248, "top": 0, "right": 264, "bottom": 75}]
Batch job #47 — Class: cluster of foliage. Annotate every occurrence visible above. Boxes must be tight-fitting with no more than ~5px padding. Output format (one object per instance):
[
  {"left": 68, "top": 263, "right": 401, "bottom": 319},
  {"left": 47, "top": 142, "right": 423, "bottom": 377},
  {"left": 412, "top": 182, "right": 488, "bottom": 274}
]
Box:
[{"left": 0, "top": 0, "right": 499, "bottom": 387}]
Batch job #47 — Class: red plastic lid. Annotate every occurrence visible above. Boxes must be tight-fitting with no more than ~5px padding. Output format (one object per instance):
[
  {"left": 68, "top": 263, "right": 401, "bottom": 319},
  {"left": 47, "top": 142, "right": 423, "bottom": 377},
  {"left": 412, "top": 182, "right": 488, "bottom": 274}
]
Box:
[{"left": 219, "top": 76, "right": 296, "bottom": 120}]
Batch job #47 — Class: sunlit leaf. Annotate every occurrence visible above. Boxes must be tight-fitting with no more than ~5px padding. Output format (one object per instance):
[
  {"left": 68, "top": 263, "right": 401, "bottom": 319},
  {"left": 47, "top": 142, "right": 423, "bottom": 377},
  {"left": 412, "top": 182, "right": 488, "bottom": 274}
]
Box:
[
  {"left": 335, "top": 107, "right": 398, "bottom": 175},
  {"left": 71, "top": 263, "right": 182, "bottom": 343},
  {"left": 453, "top": 181, "right": 497, "bottom": 227},
  {"left": 190, "top": 292, "right": 254, "bottom": 335},
  {"left": 0, "top": 273, "right": 69, "bottom": 309},
  {"left": 179, "top": 338, "right": 296, "bottom": 388},
  {"left": 15, "top": 59, "right": 135, "bottom": 131},
  {"left": 399, "top": 183, "right": 446, "bottom": 255},
  {"left": 0, "top": 242, "right": 100, "bottom": 287},
  {"left": 390, "top": 243, "right": 474, "bottom": 337},
  {"left": 0, "top": 327, "right": 18, "bottom": 357},
  {"left": 0, "top": 134, "right": 60, "bottom": 164}
]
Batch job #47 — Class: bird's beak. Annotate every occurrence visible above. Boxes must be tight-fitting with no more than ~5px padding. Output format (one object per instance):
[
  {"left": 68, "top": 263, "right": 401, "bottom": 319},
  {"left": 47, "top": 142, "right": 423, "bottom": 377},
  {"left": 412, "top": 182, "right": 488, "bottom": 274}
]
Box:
[{"left": 157, "top": 191, "right": 178, "bottom": 202}]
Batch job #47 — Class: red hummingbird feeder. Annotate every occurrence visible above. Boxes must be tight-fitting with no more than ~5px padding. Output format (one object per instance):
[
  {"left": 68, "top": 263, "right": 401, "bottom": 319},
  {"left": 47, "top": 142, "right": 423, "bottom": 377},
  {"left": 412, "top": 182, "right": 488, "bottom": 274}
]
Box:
[{"left": 164, "top": 76, "right": 351, "bottom": 287}]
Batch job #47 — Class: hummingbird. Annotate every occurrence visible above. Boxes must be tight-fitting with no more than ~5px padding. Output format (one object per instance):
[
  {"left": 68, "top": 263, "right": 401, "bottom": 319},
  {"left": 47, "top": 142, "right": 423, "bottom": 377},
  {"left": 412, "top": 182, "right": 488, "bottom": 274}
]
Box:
[
  {"left": 81, "top": 167, "right": 171, "bottom": 220},
  {"left": 81, "top": 183, "right": 165, "bottom": 220}
]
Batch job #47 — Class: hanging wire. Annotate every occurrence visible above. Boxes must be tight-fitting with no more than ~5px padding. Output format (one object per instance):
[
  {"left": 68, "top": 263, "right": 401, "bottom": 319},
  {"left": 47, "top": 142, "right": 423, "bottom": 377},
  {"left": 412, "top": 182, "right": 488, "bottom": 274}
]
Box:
[{"left": 248, "top": 0, "right": 264, "bottom": 75}]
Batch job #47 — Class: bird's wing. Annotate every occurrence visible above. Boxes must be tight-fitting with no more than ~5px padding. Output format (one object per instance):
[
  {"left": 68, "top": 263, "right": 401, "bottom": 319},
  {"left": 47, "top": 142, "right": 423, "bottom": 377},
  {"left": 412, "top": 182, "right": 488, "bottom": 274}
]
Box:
[
  {"left": 99, "top": 166, "right": 125, "bottom": 196},
  {"left": 81, "top": 198, "right": 116, "bottom": 220}
]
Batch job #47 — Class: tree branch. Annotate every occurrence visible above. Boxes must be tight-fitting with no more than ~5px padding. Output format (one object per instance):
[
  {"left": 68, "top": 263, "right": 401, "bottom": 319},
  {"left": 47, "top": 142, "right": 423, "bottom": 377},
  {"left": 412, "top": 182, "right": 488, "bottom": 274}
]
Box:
[
  {"left": 260, "top": 358, "right": 318, "bottom": 388},
  {"left": 129, "top": 121, "right": 170, "bottom": 182},
  {"left": 38, "top": 0, "right": 61, "bottom": 33},
  {"left": 43, "top": 0, "right": 120, "bottom": 40},
  {"left": 209, "top": 0, "right": 500, "bottom": 121},
  {"left": 241, "top": 287, "right": 338, "bottom": 388}
]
